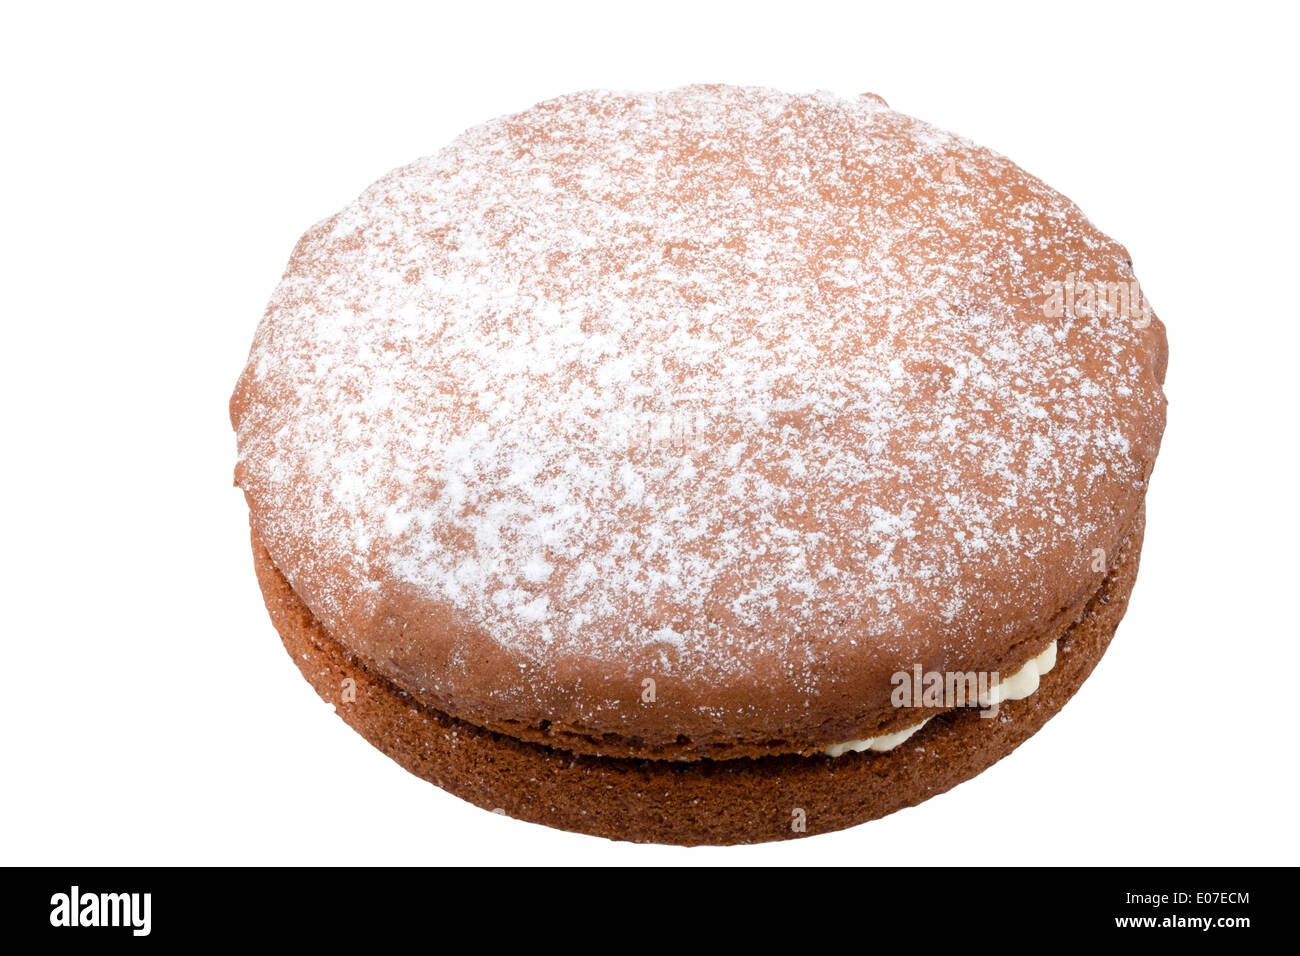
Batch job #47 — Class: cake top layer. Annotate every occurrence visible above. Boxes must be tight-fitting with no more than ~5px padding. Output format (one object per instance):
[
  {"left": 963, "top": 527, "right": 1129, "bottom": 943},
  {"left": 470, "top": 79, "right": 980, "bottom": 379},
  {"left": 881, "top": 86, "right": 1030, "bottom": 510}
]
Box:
[{"left": 232, "top": 85, "right": 1166, "bottom": 752}]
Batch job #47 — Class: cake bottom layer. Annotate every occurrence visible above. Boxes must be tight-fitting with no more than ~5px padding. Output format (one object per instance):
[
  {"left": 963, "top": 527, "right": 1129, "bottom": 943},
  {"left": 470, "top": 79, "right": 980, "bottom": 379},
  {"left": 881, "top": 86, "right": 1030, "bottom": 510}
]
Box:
[{"left": 251, "top": 516, "right": 1144, "bottom": 845}]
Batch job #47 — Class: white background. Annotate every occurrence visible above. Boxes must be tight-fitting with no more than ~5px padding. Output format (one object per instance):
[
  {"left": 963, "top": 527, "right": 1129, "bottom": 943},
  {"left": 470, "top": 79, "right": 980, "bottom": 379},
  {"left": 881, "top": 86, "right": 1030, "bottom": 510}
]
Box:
[{"left": 3, "top": 1, "right": 1296, "bottom": 865}]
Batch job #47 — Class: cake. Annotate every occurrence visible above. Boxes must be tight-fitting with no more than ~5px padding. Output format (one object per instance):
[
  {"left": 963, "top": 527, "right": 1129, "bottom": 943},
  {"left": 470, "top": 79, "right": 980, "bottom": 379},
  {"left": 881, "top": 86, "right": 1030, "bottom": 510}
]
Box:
[{"left": 230, "top": 85, "right": 1168, "bottom": 844}]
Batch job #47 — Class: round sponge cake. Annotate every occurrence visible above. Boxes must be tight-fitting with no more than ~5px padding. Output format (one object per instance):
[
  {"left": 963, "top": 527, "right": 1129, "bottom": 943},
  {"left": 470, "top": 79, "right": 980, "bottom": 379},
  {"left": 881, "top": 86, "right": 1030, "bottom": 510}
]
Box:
[{"left": 231, "top": 85, "right": 1167, "bottom": 842}]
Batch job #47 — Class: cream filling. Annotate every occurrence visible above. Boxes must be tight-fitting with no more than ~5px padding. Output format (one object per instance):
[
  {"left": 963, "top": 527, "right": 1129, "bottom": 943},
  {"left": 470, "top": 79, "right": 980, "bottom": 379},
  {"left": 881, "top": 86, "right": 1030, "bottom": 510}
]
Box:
[{"left": 821, "top": 639, "right": 1059, "bottom": 757}]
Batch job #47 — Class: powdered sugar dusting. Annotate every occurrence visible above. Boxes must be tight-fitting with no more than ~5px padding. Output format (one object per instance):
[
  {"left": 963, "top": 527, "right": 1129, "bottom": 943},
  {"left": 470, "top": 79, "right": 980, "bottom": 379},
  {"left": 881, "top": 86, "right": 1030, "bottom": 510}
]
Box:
[{"left": 233, "top": 86, "right": 1165, "bottom": 701}]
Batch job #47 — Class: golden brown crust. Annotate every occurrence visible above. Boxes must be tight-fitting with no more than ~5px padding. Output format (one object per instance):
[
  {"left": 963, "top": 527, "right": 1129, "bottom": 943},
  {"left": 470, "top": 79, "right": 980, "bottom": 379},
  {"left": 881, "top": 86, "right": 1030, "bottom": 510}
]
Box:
[{"left": 251, "top": 514, "right": 1144, "bottom": 845}]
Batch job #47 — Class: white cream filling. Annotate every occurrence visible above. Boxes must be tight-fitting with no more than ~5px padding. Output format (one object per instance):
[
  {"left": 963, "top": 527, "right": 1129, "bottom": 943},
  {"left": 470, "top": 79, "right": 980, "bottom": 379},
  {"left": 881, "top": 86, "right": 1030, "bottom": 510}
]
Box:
[
  {"left": 821, "top": 639, "right": 1060, "bottom": 757},
  {"left": 824, "top": 718, "right": 932, "bottom": 758}
]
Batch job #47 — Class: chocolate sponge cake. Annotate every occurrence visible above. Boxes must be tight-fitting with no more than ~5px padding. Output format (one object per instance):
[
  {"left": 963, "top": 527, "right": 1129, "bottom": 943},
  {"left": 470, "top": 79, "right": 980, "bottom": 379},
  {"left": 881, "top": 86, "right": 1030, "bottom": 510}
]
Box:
[{"left": 231, "top": 85, "right": 1167, "bottom": 844}]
